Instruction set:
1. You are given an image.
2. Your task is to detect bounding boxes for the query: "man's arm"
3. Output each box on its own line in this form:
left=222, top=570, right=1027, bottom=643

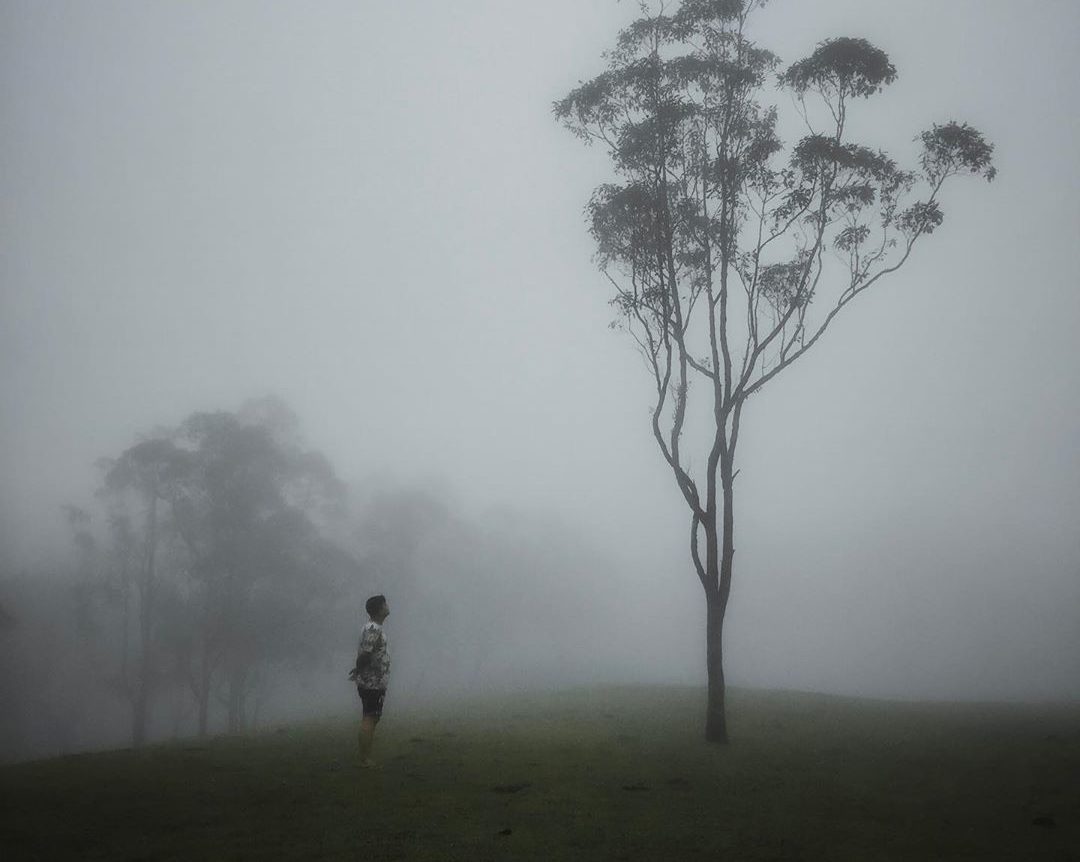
left=348, top=630, right=376, bottom=679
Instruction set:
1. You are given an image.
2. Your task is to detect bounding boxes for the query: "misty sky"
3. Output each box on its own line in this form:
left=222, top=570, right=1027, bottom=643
left=2, top=1, right=1078, bottom=701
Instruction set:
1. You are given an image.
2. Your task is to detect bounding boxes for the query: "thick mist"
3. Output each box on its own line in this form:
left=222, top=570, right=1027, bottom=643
left=2, top=0, right=1079, bottom=760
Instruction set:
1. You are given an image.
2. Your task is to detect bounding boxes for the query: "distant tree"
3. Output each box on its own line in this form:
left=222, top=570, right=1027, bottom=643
left=555, top=1, right=994, bottom=741
left=100, top=438, right=188, bottom=746
left=170, top=399, right=349, bottom=733
left=101, top=510, right=140, bottom=707
left=60, top=504, right=98, bottom=640
left=94, top=399, right=351, bottom=739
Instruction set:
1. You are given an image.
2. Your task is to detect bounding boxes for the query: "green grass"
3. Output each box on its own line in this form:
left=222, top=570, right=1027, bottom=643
left=2, top=687, right=1078, bottom=861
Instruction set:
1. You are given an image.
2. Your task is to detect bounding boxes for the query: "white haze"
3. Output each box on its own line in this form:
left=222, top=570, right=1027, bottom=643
left=2, top=0, right=1078, bottom=730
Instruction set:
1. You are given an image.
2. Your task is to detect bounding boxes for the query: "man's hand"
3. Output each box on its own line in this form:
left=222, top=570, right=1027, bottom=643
left=348, top=667, right=359, bottom=681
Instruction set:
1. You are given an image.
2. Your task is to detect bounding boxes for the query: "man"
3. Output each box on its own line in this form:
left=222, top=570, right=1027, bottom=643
left=349, top=594, right=391, bottom=768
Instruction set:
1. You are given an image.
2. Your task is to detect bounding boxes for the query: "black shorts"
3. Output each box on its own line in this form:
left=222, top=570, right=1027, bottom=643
left=357, top=687, right=386, bottom=719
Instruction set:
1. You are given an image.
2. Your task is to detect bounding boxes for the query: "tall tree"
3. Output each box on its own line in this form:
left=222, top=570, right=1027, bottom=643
left=170, top=400, right=348, bottom=733
left=100, top=438, right=188, bottom=746
left=555, top=0, right=994, bottom=742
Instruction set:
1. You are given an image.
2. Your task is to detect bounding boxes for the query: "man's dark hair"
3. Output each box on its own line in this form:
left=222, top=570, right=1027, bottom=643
left=365, top=594, right=387, bottom=617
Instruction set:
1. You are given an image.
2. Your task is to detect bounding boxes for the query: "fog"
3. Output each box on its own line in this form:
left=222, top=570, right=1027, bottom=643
left=2, top=0, right=1078, bottom=760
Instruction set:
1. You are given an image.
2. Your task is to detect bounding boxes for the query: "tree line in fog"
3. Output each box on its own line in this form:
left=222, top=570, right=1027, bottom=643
left=0, top=397, right=642, bottom=762
left=2, top=397, right=354, bottom=752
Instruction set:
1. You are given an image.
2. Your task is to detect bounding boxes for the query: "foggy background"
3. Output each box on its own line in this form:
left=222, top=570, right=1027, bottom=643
left=2, top=0, right=1078, bottom=759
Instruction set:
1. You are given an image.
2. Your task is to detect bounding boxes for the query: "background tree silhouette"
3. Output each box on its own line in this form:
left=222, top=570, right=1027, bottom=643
left=168, top=400, right=349, bottom=733
left=92, top=398, right=352, bottom=741
left=100, top=438, right=187, bottom=746
left=555, top=0, right=995, bottom=742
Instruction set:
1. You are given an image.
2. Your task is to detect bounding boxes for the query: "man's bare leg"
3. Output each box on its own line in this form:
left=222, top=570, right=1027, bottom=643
left=358, top=715, right=378, bottom=767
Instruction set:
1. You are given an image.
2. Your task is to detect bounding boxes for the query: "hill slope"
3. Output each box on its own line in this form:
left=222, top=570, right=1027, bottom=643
left=1, top=687, right=1078, bottom=861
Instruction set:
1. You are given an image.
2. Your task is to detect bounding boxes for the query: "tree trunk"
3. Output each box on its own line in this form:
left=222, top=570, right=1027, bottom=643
left=133, top=493, right=158, bottom=748
left=704, top=459, right=736, bottom=744
left=704, top=592, right=728, bottom=742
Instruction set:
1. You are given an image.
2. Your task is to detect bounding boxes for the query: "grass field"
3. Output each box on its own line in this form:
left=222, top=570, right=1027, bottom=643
left=1, top=686, right=1077, bottom=861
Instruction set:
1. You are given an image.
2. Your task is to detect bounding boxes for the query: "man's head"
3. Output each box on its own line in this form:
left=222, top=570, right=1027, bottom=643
left=365, top=594, right=389, bottom=622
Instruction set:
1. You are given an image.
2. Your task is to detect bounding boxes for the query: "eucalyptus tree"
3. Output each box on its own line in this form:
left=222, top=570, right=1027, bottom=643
left=555, top=0, right=994, bottom=742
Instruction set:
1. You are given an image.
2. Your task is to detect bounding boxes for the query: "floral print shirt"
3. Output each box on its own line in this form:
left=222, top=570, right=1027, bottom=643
left=355, top=621, right=391, bottom=690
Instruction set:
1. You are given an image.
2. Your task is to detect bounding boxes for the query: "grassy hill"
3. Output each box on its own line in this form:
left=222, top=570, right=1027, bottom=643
left=1, top=686, right=1077, bottom=861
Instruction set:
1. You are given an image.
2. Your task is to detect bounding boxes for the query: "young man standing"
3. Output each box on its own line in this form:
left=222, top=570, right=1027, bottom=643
left=349, top=594, right=391, bottom=768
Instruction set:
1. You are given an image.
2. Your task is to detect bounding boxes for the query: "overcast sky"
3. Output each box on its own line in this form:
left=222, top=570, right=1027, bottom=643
left=2, top=0, right=1078, bottom=701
